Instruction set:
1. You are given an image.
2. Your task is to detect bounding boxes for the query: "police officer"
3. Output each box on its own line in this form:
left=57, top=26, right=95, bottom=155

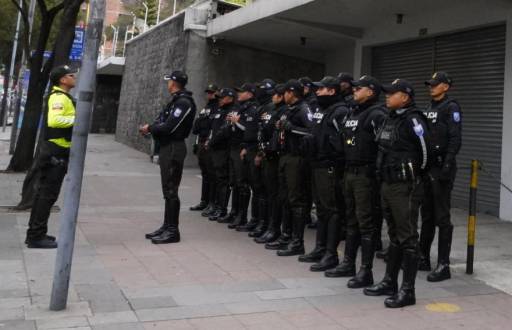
left=337, top=72, right=355, bottom=107
left=298, top=76, right=348, bottom=271
left=275, top=79, right=314, bottom=256
left=207, top=88, right=238, bottom=222
left=255, top=84, right=289, bottom=244
left=225, top=83, right=259, bottom=230
left=299, top=77, right=320, bottom=113
left=247, top=79, right=277, bottom=237
left=327, top=76, right=387, bottom=287
left=419, top=72, right=461, bottom=282
left=364, top=79, right=430, bottom=308
left=25, top=65, right=77, bottom=249
left=142, top=71, right=197, bottom=244
left=191, top=84, right=219, bottom=214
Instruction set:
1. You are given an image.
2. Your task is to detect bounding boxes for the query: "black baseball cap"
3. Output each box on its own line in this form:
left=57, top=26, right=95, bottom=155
left=235, top=83, right=257, bottom=94
left=164, top=70, right=188, bottom=86
left=298, top=77, right=314, bottom=88
left=313, top=76, right=339, bottom=89
left=270, top=83, right=286, bottom=95
left=205, top=83, right=218, bottom=93
left=383, top=78, right=415, bottom=98
left=258, top=78, right=276, bottom=91
left=425, top=71, right=453, bottom=86
left=284, top=79, right=304, bottom=93
left=337, top=72, right=354, bottom=84
left=218, top=88, right=236, bottom=98
left=50, top=65, right=78, bottom=85
left=352, top=75, right=382, bottom=94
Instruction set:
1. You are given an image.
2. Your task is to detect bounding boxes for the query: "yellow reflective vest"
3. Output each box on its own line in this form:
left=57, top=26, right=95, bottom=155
left=46, top=86, right=75, bottom=149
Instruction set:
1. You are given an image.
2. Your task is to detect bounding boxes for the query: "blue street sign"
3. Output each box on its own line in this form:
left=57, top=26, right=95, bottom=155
left=70, top=27, right=85, bottom=61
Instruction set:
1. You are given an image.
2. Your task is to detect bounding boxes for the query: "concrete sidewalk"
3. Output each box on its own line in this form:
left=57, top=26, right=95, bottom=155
left=1, top=132, right=512, bottom=330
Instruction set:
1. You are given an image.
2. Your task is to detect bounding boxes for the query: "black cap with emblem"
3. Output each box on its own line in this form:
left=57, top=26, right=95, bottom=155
left=163, top=70, right=188, bottom=86
left=204, top=84, right=219, bottom=93
left=270, top=83, right=286, bottom=95
left=235, top=83, right=257, bottom=94
left=298, top=77, right=314, bottom=88
left=313, top=76, right=340, bottom=89
left=50, top=65, right=78, bottom=85
left=218, top=88, right=237, bottom=98
left=425, top=71, right=452, bottom=86
left=383, top=78, right=415, bottom=98
left=337, top=72, right=354, bottom=85
left=352, top=75, right=382, bottom=95
left=258, top=78, right=276, bottom=91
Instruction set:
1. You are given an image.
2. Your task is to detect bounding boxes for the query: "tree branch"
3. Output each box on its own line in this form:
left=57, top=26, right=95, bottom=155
left=48, top=1, right=67, bottom=18
left=36, top=0, right=48, bottom=16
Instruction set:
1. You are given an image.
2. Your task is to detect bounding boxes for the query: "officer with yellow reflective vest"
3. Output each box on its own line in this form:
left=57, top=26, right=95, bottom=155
left=25, top=65, right=77, bottom=249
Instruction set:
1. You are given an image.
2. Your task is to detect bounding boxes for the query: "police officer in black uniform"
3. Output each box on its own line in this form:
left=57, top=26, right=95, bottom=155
left=225, top=83, right=259, bottom=230
left=327, top=76, right=387, bottom=287
left=207, top=88, right=238, bottom=221
left=337, top=72, right=355, bottom=107
left=298, top=76, right=348, bottom=271
left=247, top=79, right=277, bottom=237
left=142, top=71, right=197, bottom=244
left=255, top=84, right=289, bottom=244
left=364, top=79, right=431, bottom=308
left=191, top=84, right=219, bottom=214
left=419, top=72, right=462, bottom=282
left=275, top=79, right=314, bottom=256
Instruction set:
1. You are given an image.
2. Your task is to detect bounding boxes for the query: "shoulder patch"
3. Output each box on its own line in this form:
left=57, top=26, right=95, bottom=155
left=246, top=117, right=253, bottom=122
left=51, top=102, right=64, bottom=110
left=453, top=112, right=461, bottom=123
left=173, top=108, right=183, bottom=117
left=215, top=114, right=221, bottom=119
left=307, top=112, right=313, bottom=121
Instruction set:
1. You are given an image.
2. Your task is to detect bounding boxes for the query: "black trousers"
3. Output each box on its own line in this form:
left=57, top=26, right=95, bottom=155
left=278, top=154, right=308, bottom=210
left=211, top=148, right=230, bottom=210
left=26, top=142, right=69, bottom=241
left=159, top=141, right=186, bottom=227
left=421, top=166, right=456, bottom=229
left=197, top=142, right=215, bottom=203
left=381, top=180, right=423, bottom=250
left=344, top=169, right=378, bottom=238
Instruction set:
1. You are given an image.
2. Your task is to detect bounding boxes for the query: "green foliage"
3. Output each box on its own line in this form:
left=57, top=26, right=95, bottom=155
left=0, top=0, right=19, bottom=71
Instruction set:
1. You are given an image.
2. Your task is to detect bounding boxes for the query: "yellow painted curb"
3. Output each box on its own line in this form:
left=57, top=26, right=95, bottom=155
left=426, top=303, right=461, bottom=313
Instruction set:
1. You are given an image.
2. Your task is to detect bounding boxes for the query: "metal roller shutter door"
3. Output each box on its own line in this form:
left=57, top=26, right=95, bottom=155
left=371, top=24, right=506, bottom=215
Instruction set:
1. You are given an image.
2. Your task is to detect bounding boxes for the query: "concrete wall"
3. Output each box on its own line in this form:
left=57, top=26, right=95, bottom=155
left=116, top=13, right=189, bottom=154
left=207, top=39, right=325, bottom=87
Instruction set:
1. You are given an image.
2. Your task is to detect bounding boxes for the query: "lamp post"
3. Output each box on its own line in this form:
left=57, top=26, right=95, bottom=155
left=157, top=0, right=162, bottom=24
left=173, top=0, right=177, bottom=15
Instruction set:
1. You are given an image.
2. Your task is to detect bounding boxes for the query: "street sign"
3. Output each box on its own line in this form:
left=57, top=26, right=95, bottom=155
left=70, top=27, right=85, bottom=61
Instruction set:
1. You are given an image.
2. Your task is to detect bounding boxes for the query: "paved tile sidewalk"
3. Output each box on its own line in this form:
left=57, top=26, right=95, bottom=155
left=1, top=132, right=512, bottom=330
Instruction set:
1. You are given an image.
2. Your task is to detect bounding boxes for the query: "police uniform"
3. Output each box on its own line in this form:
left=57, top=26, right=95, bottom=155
left=252, top=85, right=287, bottom=244
left=328, top=76, right=387, bottom=287
left=298, top=76, right=348, bottom=272
left=190, top=84, right=219, bottom=215
left=419, top=72, right=462, bottom=282
left=364, top=79, right=431, bottom=309
left=227, top=84, right=260, bottom=230
left=275, top=79, right=314, bottom=257
left=25, top=65, right=77, bottom=249
left=208, top=88, right=238, bottom=221
left=246, top=79, right=277, bottom=237
left=145, top=71, right=197, bottom=244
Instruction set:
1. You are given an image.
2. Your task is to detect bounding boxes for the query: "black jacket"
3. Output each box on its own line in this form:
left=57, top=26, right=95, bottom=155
left=343, top=100, right=387, bottom=167
left=307, top=96, right=349, bottom=167
left=208, top=102, right=237, bottom=150
left=259, top=101, right=287, bottom=154
left=423, top=95, right=462, bottom=166
left=150, top=89, right=196, bottom=145
left=192, top=99, right=219, bottom=142
left=279, top=99, right=314, bottom=155
left=230, top=98, right=259, bottom=149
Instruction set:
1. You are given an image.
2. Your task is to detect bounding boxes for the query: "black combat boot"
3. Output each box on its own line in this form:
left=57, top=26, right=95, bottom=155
left=427, top=225, right=452, bottom=282
left=277, top=208, right=306, bottom=256
left=201, top=203, right=215, bottom=217
left=376, top=246, right=389, bottom=261
left=418, top=218, right=435, bottom=271
left=26, top=237, right=58, bottom=249
left=255, top=199, right=282, bottom=243
left=249, top=198, right=269, bottom=237
left=146, top=198, right=171, bottom=239
left=348, top=235, right=374, bottom=288
left=190, top=201, right=207, bottom=211
left=298, top=212, right=327, bottom=263
left=237, top=194, right=260, bottom=232
left=265, top=204, right=290, bottom=249
left=229, top=188, right=250, bottom=229
left=218, top=187, right=239, bottom=223
left=324, top=231, right=359, bottom=277
left=310, top=214, right=340, bottom=271
left=152, top=199, right=181, bottom=244
left=385, top=247, right=418, bottom=308
left=364, top=242, right=401, bottom=296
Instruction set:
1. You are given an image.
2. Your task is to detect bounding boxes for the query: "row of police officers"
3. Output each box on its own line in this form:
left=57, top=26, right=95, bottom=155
left=140, top=70, right=461, bottom=309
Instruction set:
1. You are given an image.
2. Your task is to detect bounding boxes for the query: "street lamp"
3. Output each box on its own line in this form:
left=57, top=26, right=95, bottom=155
left=157, top=0, right=162, bottom=24
left=142, top=2, right=148, bottom=32
left=110, top=25, right=118, bottom=56
left=173, top=0, right=177, bottom=16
